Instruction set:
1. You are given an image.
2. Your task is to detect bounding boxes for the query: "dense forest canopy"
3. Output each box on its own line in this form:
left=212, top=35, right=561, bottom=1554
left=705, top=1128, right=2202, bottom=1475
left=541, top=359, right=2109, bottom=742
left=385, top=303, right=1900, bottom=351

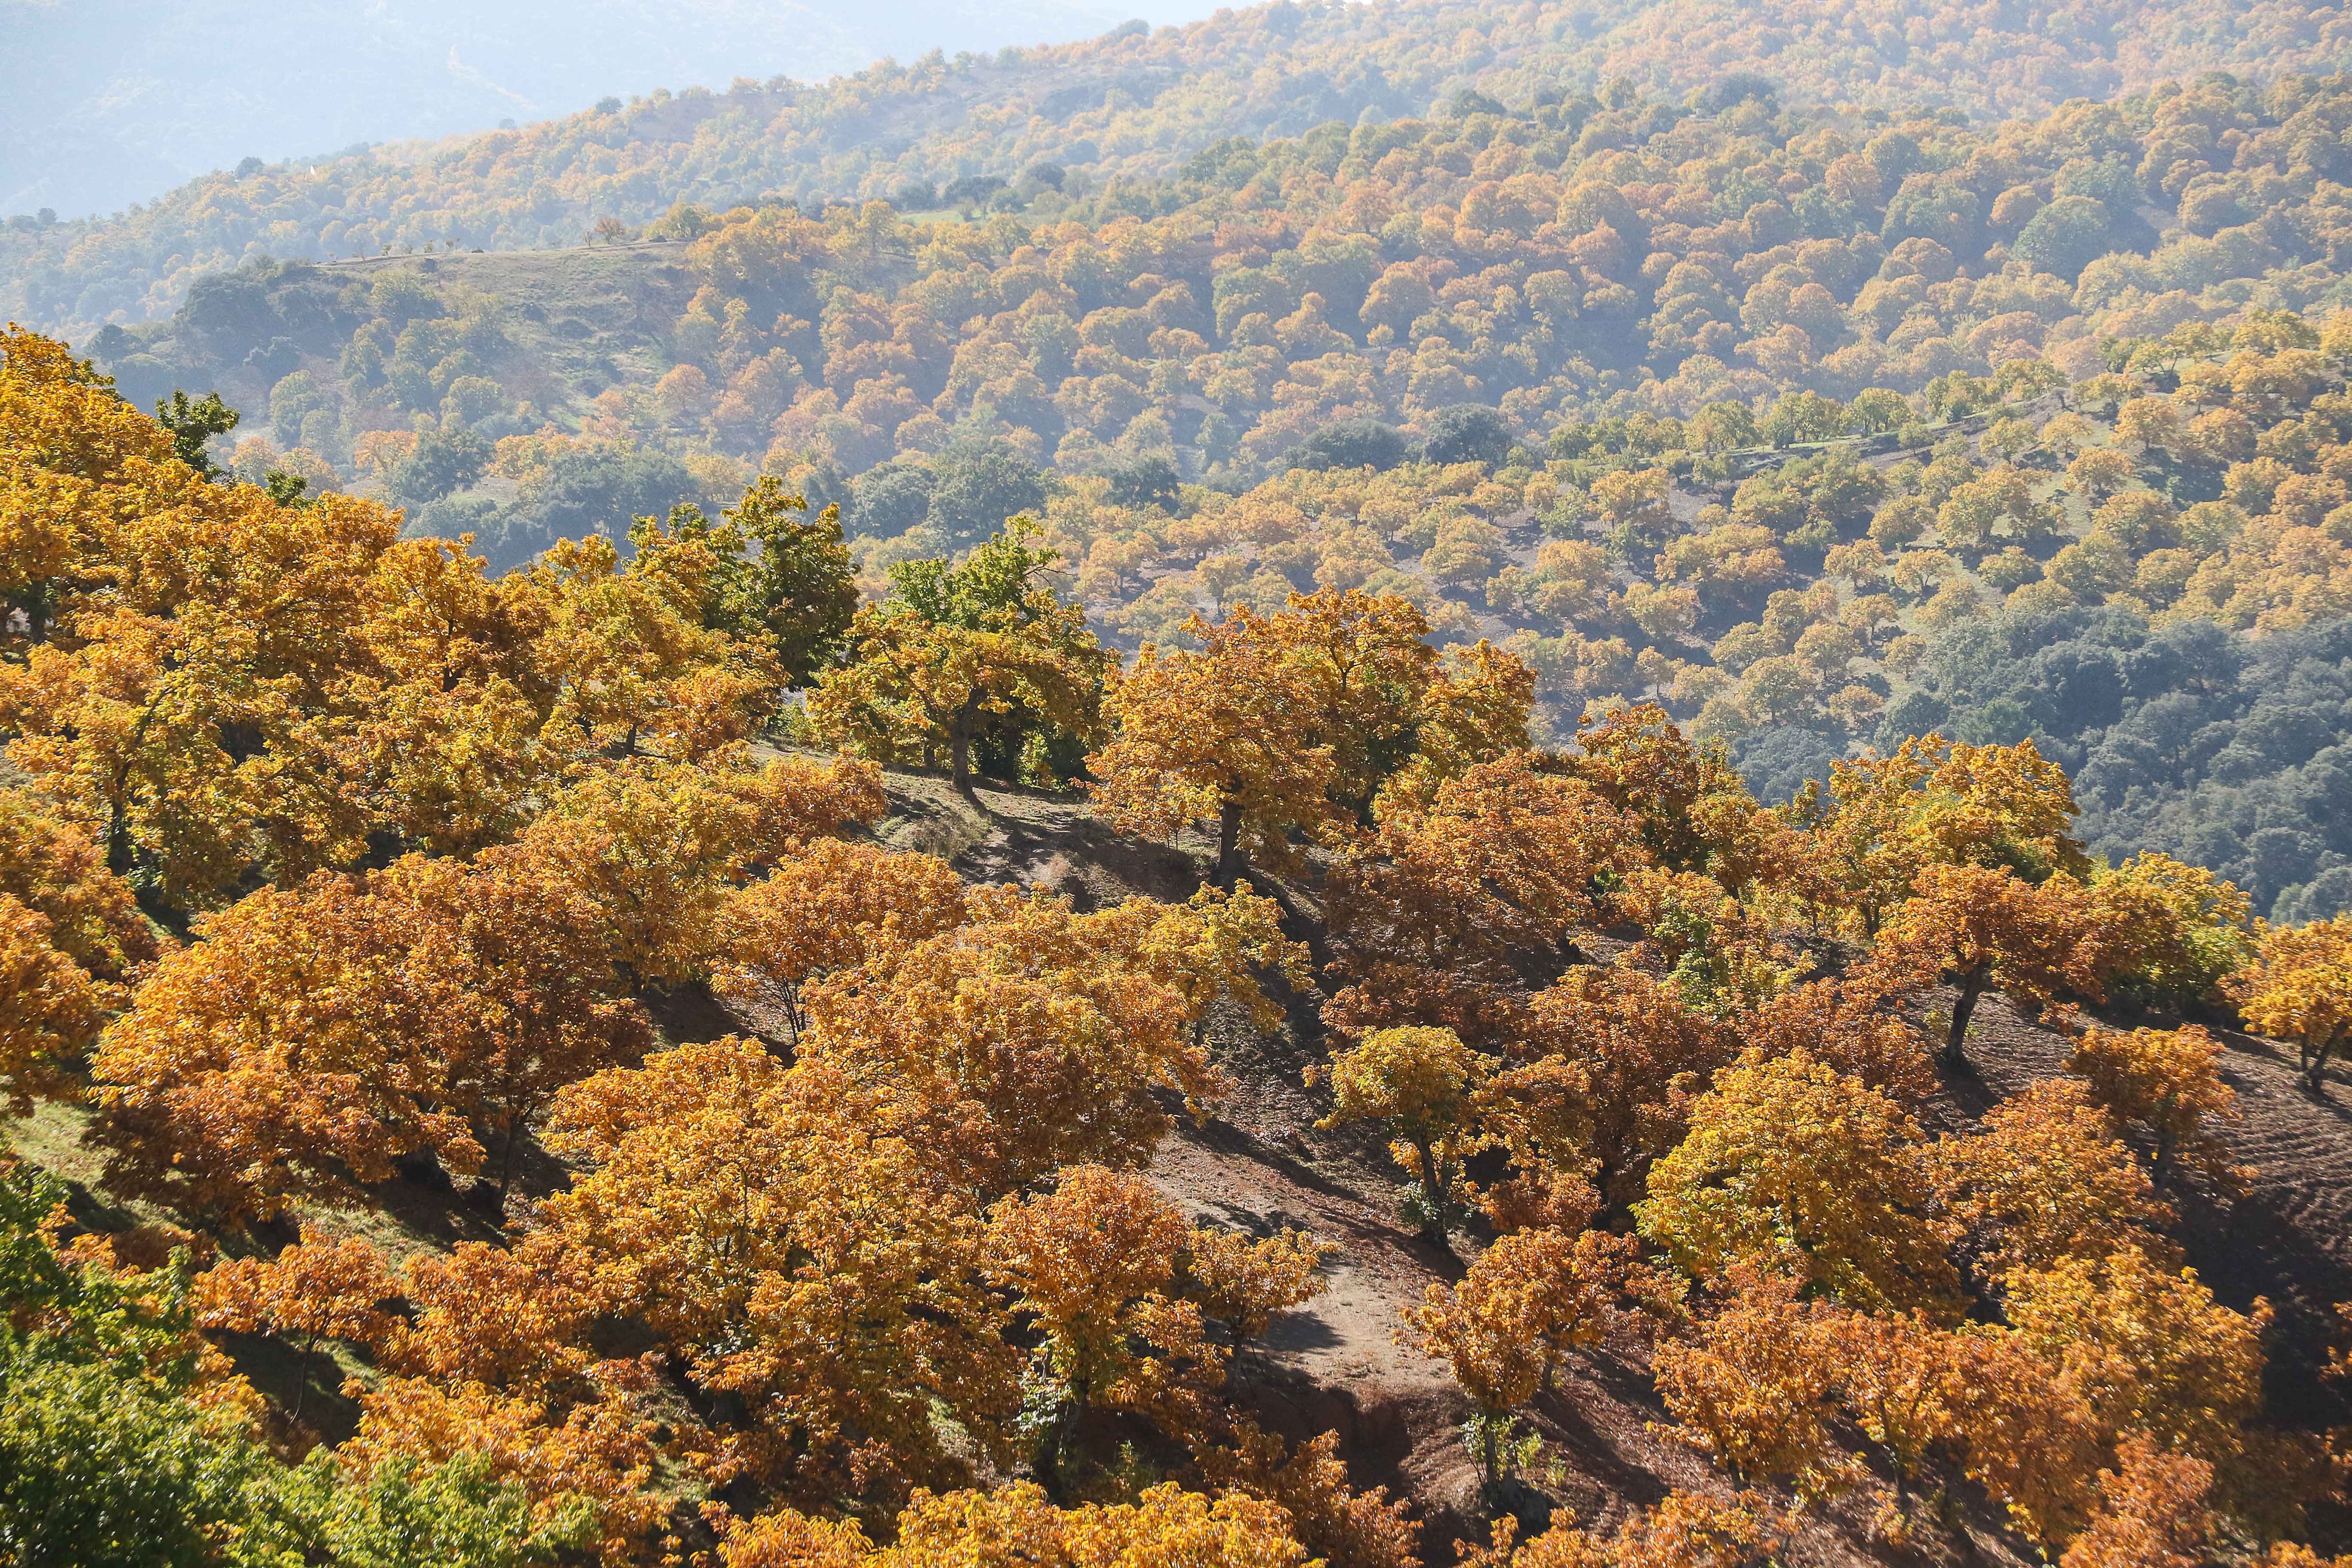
left=43, top=59, right=2352, bottom=916
left=9, top=0, right=2352, bottom=334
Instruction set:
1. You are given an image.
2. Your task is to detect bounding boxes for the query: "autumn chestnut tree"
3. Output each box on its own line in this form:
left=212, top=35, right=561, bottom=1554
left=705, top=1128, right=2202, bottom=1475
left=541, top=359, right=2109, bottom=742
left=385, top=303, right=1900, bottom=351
left=715, top=840, right=969, bottom=1042
left=985, top=1164, right=1327, bottom=1472
left=1252, top=587, right=1445, bottom=819
left=723, top=1481, right=1315, bottom=1568
left=1811, top=733, right=2093, bottom=938
left=1637, top=1049, right=1961, bottom=1315
left=1405, top=1226, right=1650, bottom=1485
left=90, top=848, right=655, bottom=1221
left=1869, top=861, right=2102, bottom=1070
left=1092, top=589, right=1526, bottom=889
left=522, top=513, right=784, bottom=764
left=1560, top=702, right=1769, bottom=883
left=2227, top=915, right=2352, bottom=1096
left=495, top=752, right=883, bottom=988
left=535, top=1040, right=1017, bottom=1513
left=797, top=891, right=1236, bottom=1194
left=1312, top=1025, right=1494, bottom=1242
left=0, top=786, right=158, bottom=1105
left=1324, top=751, right=1644, bottom=1044
left=1934, top=1079, right=2174, bottom=1276
left=810, top=522, right=1108, bottom=796
left=1519, top=964, right=1737, bottom=1199
left=1651, top=1267, right=1852, bottom=1497
left=2065, top=1026, right=2244, bottom=1193
left=89, top=872, right=489, bottom=1223
left=1088, top=606, right=1339, bottom=889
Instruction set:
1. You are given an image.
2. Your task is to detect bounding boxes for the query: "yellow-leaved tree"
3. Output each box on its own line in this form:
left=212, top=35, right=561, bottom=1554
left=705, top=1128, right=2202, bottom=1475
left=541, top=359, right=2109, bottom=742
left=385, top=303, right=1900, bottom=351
left=2228, top=916, right=2352, bottom=1095
left=1312, top=1024, right=1494, bottom=1243
left=1636, top=1049, right=1960, bottom=1315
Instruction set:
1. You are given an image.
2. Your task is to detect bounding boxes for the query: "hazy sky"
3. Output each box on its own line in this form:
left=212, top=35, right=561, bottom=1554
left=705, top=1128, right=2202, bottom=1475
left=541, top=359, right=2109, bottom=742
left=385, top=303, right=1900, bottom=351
left=1, top=0, right=1218, bottom=221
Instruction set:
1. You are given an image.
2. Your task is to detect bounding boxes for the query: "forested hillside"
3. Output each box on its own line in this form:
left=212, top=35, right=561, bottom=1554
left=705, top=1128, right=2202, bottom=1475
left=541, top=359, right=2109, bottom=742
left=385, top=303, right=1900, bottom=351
left=59, top=96, right=2352, bottom=915
left=1, top=0, right=1188, bottom=224
left=8, top=325, right=2352, bottom=1568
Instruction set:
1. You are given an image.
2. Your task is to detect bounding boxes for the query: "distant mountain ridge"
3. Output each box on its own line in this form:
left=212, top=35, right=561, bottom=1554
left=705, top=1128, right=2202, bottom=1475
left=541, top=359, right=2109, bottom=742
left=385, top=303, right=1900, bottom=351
left=0, top=0, right=1199, bottom=223
left=8, top=0, right=2347, bottom=340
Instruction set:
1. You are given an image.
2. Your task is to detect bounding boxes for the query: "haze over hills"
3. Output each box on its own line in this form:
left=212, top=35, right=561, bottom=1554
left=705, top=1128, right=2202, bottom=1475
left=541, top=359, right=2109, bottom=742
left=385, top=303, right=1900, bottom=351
left=0, top=0, right=1212, bottom=222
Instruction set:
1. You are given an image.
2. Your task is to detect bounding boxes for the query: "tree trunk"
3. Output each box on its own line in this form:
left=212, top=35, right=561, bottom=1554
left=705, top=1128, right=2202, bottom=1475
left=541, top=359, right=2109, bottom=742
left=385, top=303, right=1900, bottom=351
left=2304, top=1034, right=2337, bottom=1097
left=950, top=715, right=975, bottom=798
left=1215, top=795, right=1244, bottom=889
left=1945, top=968, right=1988, bottom=1072
left=494, top=1117, right=525, bottom=1206
left=1416, top=1139, right=1448, bottom=1245
left=104, top=796, right=132, bottom=878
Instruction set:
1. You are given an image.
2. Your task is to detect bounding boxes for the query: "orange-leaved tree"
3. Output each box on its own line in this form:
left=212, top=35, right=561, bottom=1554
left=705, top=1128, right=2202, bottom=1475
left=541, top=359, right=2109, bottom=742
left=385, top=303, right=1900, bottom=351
left=1324, top=751, right=1644, bottom=1043
left=0, top=782, right=156, bottom=1105
left=715, top=839, right=969, bottom=1043
left=1370, top=638, right=1538, bottom=818
left=1933, top=1079, right=2174, bottom=1276
left=1651, top=1267, right=1854, bottom=1497
left=985, top=1163, right=1327, bottom=1472
left=89, top=871, right=489, bottom=1223
left=200, top=1227, right=664, bottom=1558
left=2058, top=1436, right=2216, bottom=1568
left=723, top=1480, right=1314, bottom=1568
left=1869, top=860, right=2102, bottom=1070
left=1405, top=1225, right=1651, bottom=1486
left=494, top=752, right=883, bottom=988
left=91, top=845, right=655, bottom=1219
left=1561, top=702, right=1773, bottom=887
left=1520, top=963, right=1736, bottom=1200
left=520, top=512, right=784, bottom=763
left=797, top=891, right=1240, bottom=1194
left=2065, top=1026, right=2245, bottom=1193
left=1811, top=733, right=2091, bottom=937
left=535, top=1040, right=1017, bottom=1514
left=1092, top=588, right=1528, bottom=888
left=2086, top=853, right=2254, bottom=1011
left=1998, top=1245, right=2271, bottom=1508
